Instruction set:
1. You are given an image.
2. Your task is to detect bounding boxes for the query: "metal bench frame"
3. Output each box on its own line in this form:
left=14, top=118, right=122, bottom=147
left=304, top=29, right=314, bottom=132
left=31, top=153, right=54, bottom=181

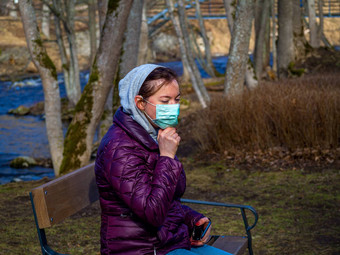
left=30, top=163, right=258, bottom=255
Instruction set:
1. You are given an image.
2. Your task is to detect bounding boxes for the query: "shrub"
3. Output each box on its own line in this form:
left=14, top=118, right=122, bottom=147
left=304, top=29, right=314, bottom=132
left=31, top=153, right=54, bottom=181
left=192, top=74, right=340, bottom=154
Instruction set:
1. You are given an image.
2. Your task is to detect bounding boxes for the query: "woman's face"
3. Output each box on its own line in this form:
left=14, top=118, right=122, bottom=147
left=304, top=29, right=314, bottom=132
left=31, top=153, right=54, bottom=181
left=136, top=79, right=180, bottom=121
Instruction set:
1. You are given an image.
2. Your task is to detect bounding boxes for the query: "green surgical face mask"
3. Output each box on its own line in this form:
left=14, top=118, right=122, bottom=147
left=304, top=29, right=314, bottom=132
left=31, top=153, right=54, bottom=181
left=142, top=98, right=180, bottom=129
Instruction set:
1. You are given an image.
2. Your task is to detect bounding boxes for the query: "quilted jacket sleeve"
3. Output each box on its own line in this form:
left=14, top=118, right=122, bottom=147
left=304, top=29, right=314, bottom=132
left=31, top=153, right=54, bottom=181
left=106, top=145, right=183, bottom=227
left=181, top=205, right=204, bottom=234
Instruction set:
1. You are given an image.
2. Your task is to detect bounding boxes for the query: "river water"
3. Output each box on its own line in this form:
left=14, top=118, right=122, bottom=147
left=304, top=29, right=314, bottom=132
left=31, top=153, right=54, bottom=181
left=0, top=57, right=228, bottom=185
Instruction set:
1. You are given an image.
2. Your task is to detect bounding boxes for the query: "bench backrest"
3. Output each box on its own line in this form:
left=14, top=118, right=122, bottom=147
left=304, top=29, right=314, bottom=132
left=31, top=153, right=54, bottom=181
left=30, top=163, right=98, bottom=229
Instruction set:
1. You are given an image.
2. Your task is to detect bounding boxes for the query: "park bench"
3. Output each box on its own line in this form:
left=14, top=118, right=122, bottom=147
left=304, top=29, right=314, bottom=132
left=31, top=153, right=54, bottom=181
left=30, top=163, right=258, bottom=255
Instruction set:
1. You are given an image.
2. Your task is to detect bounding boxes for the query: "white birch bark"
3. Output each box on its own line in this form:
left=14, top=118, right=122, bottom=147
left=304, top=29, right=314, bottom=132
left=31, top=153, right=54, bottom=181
left=19, top=0, right=64, bottom=176
left=224, top=0, right=255, bottom=96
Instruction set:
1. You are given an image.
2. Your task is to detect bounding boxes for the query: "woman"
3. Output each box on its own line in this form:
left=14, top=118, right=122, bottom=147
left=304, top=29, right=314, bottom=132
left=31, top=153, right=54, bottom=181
left=95, top=64, right=231, bottom=255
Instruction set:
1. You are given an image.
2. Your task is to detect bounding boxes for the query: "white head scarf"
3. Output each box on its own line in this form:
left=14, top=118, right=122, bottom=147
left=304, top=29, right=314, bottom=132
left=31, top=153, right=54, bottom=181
left=119, top=64, right=164, bottom=141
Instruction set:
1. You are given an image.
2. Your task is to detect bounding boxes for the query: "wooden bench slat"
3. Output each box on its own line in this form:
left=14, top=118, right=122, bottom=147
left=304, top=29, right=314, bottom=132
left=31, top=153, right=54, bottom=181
left=31, top=163, right=98, bottom=228
left=211, top=236, right=248, bottom=255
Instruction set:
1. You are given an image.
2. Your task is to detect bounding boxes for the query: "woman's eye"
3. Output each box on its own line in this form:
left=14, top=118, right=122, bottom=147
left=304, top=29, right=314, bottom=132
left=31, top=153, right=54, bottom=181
left=161, top=101, right=169, bottom=104
left=175, top=98, right=181, bottom=103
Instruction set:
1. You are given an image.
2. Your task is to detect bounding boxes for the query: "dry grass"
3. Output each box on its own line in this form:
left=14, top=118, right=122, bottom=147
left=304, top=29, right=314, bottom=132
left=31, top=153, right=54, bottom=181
left=191, top=74, right=340, bottom=154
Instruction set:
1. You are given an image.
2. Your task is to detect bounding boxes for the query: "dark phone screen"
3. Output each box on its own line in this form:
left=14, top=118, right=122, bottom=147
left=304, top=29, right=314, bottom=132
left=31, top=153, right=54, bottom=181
left=192, top=221, right=211, bottom=240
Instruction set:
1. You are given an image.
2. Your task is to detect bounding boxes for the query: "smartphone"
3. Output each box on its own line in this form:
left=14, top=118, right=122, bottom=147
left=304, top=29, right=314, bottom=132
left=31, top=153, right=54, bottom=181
left=192, top=220, right=211, bottom=240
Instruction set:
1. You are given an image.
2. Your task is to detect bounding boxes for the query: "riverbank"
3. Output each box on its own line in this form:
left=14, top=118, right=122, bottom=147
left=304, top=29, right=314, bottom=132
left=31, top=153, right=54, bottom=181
left=1, top=15, right=340, bottom=81
left=0, top=159, right=339, bottom=254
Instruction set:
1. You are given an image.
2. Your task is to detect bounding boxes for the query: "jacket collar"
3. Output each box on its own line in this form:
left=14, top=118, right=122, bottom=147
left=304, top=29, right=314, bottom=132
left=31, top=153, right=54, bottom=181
left=113, top=107, right=159, bottom=151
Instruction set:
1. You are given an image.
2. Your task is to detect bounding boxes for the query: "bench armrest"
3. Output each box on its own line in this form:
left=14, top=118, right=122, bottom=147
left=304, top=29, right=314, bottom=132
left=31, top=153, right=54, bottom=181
left=180, top=198, right=258, bottom=255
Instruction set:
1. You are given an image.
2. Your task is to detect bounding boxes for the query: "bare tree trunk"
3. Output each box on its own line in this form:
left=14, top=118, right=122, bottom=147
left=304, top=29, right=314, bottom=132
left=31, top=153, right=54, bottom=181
left=293, top=0, right=308, bottom=61
left=224, top=0, right=254, bottom=96
left=52, top=0, right=71, bottom=102
left=194, top=0, right=215, bottom=77
left=181, top=65, right=190, bottom=83
left=307, top=0, right=319, bottom=48
left=88, top=0, right=97, bottom=65
left=43, top=0, right=81, bottom=106
left=254, top=0, right=270, bottom=80
left=19, top=0, right=64, bottom=176
left=271, top=0, right=277, bottom=73
left=166, top=0, right=210, bottom=108
left=120, top=0, right=144, bottom=77
left=138, top=0, right=149, bottom=65
left=224, top=0, right=258, bottom=89
left=60, top=0, right=134, bottom=174
left=277, top=0, right=294, bottom=78
left=317, top=0, right=330, bottom=47
left=42, top=3, right=50, bottom=38
left=97, top=0, right=108, bottom=34
left=223, top=0, right=234, bottom=33
left=64, top=0, right=81, bottom=106
left=1, top=0, right=11, bottom=16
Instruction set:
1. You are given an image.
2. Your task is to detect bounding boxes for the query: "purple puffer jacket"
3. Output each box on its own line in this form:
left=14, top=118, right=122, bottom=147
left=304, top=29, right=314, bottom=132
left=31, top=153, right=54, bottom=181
left=95, top=107, right=204, bottom=255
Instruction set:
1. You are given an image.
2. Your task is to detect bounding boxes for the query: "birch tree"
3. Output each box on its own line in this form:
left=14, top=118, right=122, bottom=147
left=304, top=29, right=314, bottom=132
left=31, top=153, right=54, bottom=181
left=60, top=0, right=134, bottom=174
left=223, top=0, right=257, bottom=89
left=277, top=0, right=294, bottom=78
left=19, top=0, right=64, bottom=175
left=166, top=0, right=210, bottom=108
left=224, top=0, right=254, bottom=96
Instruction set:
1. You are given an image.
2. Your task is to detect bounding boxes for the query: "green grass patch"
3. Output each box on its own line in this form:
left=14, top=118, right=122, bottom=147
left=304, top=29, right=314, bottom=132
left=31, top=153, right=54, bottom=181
left=0, top=161, right=339, bottom=254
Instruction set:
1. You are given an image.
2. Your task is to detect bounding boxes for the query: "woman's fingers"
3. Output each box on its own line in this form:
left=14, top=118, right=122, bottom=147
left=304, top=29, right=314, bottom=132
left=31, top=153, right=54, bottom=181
left=158, top=127, right=180, bottom=158
left=195, top=217, right=209, bottom=226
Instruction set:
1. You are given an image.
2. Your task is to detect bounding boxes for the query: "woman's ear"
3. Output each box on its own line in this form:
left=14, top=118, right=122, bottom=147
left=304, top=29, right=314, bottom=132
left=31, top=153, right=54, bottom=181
left=135, top=95, right=146, bottom=111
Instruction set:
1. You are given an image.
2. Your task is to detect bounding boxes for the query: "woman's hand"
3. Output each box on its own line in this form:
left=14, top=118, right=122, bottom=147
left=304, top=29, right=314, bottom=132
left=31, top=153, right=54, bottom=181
left=190, top=217, right=212, bottom=247
left=158, top=127, right=181, bottom=159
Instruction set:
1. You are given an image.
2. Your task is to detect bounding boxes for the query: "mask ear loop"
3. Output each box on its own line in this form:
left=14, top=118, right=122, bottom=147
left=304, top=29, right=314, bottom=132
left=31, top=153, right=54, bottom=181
left=138, top=96, right=159, bottom=126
